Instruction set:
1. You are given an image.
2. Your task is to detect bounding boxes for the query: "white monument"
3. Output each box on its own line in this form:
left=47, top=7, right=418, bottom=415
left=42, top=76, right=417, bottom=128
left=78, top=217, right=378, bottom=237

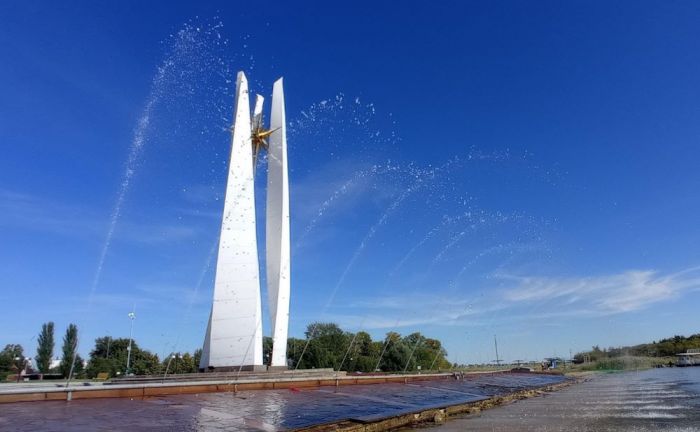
left=200, top=72, right=290, bottom=371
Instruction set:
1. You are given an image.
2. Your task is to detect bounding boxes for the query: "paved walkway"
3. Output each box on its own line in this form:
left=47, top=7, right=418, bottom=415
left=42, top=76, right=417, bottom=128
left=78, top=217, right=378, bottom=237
left=0, top=373, right=565, bottom=431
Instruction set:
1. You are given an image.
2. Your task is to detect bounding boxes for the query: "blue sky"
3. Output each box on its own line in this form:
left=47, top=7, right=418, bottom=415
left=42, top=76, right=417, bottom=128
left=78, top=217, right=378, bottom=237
left=2, top=1, right=700, bottom=364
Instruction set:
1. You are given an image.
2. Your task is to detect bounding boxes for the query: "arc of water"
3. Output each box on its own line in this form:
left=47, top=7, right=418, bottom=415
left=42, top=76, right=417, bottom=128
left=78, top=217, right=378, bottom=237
left=374, top=337, right=390, bottom=372
left=163, top=353, right=176, bottom=381
left=429, top=347, right=443, bottom=370
left=162, top=238, right=218, bottom=380
left=336, top=318, right=367, bottom=372
left=403, top=337, right=423, bottom=373
left=236, top=313, right=263, bottom=379
left=294, top=186, right=414, bottom=370
left=295, top=158, right=465, bottom=371
left=294, top=169, right=372, bottom=251
left=66, top=31, right=196, bottom=386
left=336, top=332, right=359, bottom=373
left=294, top=325, right=317, bottom=371
left=65, top=337, right=80, bottom=388
left=387, top=223, right=443, bottom=280
left=67, top=77, right=160, bottom=391
left=224, top=307, right=266, bottom=397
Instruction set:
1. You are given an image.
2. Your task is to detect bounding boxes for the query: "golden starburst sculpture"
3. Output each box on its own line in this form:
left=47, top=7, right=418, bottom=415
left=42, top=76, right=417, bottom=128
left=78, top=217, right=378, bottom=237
left=251, top=125, right=279, bottom=169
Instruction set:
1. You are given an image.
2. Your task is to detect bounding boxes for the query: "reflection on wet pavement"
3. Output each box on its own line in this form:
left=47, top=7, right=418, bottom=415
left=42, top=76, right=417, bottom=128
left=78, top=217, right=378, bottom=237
left=0, top=373, right=565, bottom=431
left=434, top=368, right=700, bottom=431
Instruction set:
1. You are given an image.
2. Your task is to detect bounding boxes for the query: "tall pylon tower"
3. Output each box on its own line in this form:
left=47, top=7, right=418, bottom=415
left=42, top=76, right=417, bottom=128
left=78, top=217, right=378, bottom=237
left=200, top=72, right=290, bottom=371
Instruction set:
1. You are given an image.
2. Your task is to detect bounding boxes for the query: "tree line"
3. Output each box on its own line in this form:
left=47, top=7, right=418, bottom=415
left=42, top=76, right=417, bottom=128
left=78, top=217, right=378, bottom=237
left=282, top=322, right=451, bottom=372
left=2, top=321, right=451, bottom=379
left=0, top=322, right=201, bottom=379
left=0, top=322, right=82, bottom=378
left=574, top=333, right=700, bottom=363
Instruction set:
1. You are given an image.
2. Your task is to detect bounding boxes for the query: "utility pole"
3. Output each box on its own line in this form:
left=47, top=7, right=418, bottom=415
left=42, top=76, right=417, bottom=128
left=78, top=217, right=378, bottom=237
left=494, top=335, right=501, bottom=367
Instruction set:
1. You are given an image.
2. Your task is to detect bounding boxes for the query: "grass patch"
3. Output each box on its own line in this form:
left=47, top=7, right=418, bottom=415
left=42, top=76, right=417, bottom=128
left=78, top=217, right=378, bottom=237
left=571, top=356, right=673, bottom=372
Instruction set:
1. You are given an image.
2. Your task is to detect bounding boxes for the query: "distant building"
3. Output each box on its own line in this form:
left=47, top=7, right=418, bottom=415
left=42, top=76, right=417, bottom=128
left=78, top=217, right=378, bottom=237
left=542, top=357, right=564, bottom=369
left=676, top=349, right=700, bottom=367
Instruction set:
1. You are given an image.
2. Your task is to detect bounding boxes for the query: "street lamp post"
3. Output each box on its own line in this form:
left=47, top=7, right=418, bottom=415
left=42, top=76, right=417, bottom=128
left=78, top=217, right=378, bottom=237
left=125, top=311, right=136, bottom=375
left=14, top=357, right=21, bottom=382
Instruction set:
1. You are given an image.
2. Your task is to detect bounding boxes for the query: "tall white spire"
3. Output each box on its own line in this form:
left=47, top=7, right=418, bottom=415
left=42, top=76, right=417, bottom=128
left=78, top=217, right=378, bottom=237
left=267, top=78, right=291, bottom=368
left=200, top=72, right=263, bottom=370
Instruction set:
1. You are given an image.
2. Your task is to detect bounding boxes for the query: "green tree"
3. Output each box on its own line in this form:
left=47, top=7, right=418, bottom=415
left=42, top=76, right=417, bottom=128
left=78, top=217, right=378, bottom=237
left=132, top=349, right=161, bottom=375
left=573, top=333, right=700, bottom=364
left=285, top=323, right=349, bottom=369
left=85, top=337, right=161, bottom=378
left=378, top=332, right=412, bottom=372
left=0, top=344, right=25, bottom=377
left=286, top=337, right=306, bottom=368
left=86, top=337, right=123, bottom=378
left=284, top=326, right=451, bottom=372
left=401, top=332, right=425, bottom=372
left=180, top=352, right=195, bottom=373
left=59, top=324, right=83, bottom=378
left=416, top=337, right=449, bottom=370
left=305, top=322, right=344, bottom=339
left=343, top=331, right=377, bottom=372
left=193, top=348, right=202, bottom=370
left=303, top=322, right=350, bottom=369
left=36, top=322, right=55, bottom=373
left=263, top=336, right=273, bottom=366
left=162, top=351, right=198, bottom=375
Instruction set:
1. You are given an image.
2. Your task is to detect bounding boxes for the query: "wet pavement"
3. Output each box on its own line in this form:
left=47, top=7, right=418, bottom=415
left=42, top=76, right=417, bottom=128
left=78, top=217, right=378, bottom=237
left=434, top=367, right=700, bottom=431
left=0, top=372, right=565, bottom=431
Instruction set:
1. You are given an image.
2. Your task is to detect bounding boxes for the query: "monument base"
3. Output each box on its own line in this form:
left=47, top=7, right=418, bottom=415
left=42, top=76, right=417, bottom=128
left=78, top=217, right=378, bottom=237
left=267, top=365, right=288, bottom=372
left=200, top=365, right=268, bottom=373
